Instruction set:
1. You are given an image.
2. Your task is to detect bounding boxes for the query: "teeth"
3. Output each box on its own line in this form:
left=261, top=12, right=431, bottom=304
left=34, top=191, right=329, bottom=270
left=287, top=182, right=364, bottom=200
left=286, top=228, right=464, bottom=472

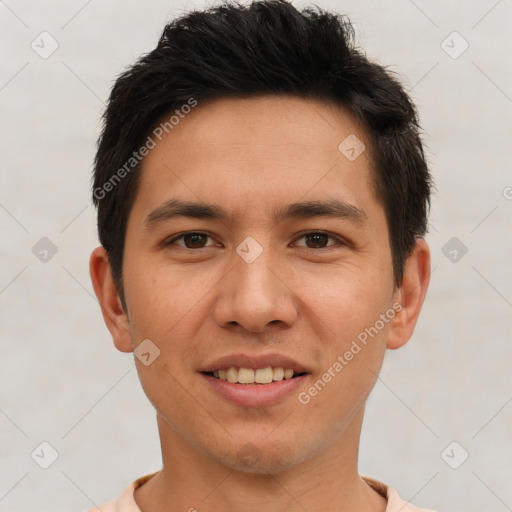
left=212, top=366, right=301, bottom=384
left=255, top=367, right=273, bottom=384
left=238, top=368, right=255, bottom=384
left=272, top=367, right=284, bottom=381
left=226, top=367, right=238, bottom=383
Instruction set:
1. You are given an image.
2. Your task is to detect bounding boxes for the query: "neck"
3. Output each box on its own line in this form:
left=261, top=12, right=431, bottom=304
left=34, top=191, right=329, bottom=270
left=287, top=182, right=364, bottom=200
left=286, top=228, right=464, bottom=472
left=134, top=407, right=386, bottom=512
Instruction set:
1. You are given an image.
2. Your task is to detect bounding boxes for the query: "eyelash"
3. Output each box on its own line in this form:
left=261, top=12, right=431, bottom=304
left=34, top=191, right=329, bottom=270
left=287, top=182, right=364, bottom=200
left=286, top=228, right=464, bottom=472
left=164, top=231, right=347, bottom=250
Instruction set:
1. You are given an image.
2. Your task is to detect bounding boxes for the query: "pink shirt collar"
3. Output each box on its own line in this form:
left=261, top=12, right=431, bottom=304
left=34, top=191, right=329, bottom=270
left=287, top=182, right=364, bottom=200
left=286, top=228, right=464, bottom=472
left=89, top=473, right=435, bottom=512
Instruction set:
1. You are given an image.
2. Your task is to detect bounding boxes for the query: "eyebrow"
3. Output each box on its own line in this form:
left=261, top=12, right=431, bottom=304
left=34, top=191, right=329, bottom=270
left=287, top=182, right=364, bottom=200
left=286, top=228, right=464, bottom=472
left=144, top=198, right=368, bottom=229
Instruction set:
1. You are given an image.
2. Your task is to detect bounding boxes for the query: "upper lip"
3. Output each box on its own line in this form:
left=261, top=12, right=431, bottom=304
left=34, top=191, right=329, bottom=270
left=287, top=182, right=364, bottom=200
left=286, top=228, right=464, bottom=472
left=200, top=353, right=310, bottom=373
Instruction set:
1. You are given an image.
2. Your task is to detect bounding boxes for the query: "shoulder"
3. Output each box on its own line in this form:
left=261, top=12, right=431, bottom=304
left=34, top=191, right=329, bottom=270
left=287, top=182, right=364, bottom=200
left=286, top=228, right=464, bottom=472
left=84, top=498, right=117, bottom=512
left=362, top=476, right=436, bottom=512
left=83, top=473, right=158, bottom=512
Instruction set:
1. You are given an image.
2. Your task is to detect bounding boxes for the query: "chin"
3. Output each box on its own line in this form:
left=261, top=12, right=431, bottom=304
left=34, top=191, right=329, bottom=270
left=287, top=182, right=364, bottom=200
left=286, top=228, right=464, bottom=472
left=214, top=439, right=311, bottom=475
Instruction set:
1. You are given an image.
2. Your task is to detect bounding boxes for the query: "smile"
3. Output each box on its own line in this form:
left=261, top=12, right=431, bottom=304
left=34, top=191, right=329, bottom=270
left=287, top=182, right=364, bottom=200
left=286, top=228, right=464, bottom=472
left=203, top=366, right=307, bottom=384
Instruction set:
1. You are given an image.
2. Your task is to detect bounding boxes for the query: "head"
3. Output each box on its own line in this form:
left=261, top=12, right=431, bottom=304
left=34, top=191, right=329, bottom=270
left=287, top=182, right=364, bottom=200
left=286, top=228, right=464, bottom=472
left=90, top=0, right=431, bottom=474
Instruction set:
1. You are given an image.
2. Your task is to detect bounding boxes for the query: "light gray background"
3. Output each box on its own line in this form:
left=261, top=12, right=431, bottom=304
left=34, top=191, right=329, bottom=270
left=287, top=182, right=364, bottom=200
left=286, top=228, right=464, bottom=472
left=1, top=1, right=511, bottom=511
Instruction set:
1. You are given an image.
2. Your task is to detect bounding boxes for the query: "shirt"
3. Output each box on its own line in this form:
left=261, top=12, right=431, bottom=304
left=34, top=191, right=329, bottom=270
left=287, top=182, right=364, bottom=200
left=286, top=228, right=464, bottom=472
left=86, top=473, right=435, bottom=512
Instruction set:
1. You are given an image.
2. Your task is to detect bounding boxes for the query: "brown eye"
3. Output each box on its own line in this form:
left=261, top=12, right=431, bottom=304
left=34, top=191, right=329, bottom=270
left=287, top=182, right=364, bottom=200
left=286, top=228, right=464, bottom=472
left=304, top=233, right=330, bottom=248
left=183, top=233, right=208, bottom=248
left=166, top=232, right=215, bottom=248
left=295, top=232, right=341, bottom=249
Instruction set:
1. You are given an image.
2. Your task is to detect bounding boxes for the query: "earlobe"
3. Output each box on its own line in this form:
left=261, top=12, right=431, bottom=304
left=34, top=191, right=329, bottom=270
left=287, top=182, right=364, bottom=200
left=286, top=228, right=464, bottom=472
left=386, top=239, right=431, bottom=350
left=89, top=246, right=133, bottom=353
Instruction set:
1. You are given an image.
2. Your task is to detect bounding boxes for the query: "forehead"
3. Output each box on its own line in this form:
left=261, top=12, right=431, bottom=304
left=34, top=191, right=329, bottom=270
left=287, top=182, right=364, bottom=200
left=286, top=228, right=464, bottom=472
left=157, top=95, right=371, bottom=165
left=130, top=95, right=379, bottom=227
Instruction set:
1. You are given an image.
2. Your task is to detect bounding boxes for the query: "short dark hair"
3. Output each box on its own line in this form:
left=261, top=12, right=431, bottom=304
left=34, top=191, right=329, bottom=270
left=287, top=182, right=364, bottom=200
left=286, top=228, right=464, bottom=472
left=92, top=0, right=432, bottom=304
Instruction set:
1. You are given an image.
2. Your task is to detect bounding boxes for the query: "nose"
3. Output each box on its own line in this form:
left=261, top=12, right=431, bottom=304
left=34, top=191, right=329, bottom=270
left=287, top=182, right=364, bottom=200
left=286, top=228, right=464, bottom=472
left=212, top=243, right=298, bottom=333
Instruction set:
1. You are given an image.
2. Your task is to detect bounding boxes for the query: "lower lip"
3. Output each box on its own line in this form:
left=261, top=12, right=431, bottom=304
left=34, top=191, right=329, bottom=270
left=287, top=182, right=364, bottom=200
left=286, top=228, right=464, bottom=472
left=201, top=373, right=308, bottom=407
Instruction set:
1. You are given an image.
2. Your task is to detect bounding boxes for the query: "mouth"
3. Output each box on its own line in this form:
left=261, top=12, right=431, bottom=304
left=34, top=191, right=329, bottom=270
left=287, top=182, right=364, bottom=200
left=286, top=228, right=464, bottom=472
left=200, top=353, right=311, bottom=407
left=202, top=367, right=309, bottom=385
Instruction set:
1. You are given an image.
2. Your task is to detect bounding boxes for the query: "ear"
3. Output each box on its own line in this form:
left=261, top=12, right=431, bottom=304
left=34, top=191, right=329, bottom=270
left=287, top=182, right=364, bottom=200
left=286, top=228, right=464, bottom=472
left=386, top=239, right=431, bottom=350
left=89, top=246, right=133, bottom=353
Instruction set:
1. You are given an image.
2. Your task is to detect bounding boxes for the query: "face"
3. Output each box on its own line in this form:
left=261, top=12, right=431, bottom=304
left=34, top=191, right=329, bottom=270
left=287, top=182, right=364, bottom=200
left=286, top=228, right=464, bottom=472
left=96, top=95, right=424, bottom=474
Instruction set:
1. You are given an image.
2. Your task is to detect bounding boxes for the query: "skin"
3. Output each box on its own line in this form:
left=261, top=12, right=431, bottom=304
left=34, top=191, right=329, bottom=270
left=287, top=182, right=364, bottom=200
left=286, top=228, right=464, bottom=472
left=90, top=95, right=430, bottom=512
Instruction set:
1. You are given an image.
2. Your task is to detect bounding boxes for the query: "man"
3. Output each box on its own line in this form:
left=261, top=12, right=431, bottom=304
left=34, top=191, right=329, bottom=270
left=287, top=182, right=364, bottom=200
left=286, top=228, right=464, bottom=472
left=89, top=1, right=433, bottom=510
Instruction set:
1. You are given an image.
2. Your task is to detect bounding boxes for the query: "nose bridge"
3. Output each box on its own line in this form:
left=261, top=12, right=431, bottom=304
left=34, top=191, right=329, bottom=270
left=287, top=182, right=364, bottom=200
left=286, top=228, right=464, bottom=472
left=213, top=237, right=297, bottom=332
left=237, top=247, right=278, bottom=303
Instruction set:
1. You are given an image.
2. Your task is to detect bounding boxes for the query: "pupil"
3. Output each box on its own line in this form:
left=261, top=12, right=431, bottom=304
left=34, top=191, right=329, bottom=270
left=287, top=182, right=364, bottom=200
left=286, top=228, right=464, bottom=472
left=307, top=233, right=327, bottom=248
left=186, top=234, right=205, bottom=247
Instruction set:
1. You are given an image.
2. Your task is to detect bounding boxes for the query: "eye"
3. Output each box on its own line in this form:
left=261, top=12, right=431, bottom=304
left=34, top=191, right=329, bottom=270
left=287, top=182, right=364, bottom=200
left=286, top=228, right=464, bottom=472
left=294, top=231, right=344, bottom=249
left=165, top=232, right=217, bottom=249
left=164, top=231, right=346, bottom=250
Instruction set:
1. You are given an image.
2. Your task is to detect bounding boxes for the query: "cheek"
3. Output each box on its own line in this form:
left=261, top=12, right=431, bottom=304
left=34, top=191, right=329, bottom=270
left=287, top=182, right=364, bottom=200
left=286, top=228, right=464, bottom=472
left=296, top=264, right=392, bottom=398
left=122, top=259, right=221, bottom=383
left=303, top=326, right=387, bottom=420
left=123, top=257, right=202, bottom=338
left=298, top=262, right=393, bottom=335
